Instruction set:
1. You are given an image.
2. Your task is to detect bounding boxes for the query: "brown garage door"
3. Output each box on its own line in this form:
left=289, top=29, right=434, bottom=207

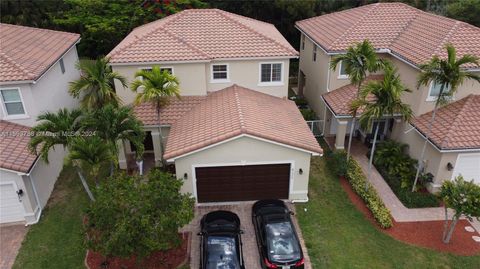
left=195, top=164, right=290, bottom=203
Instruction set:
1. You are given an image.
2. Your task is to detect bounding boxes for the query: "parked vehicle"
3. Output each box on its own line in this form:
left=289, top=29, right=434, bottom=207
left=199, top=210, right=245, bottom=269
left=252, top=200, right=304, bottom=269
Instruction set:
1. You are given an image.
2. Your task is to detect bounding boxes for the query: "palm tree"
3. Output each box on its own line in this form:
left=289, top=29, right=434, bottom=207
left=69, top=57, right=127, bottom=110
left=67, top=136, right=114, bottom=201
left=351, top=65, right=413, bottom=190
left=330, top=40, right=385, bottom=161
left=131, top=66, right=180, bottom=165
left=412, top=44, right=480, bottom=191
left=83, top=104, right=145, bottom=174
left=29, top=108, right=83, bottom=163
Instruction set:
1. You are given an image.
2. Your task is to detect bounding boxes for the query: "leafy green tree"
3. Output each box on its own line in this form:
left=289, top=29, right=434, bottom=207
left=351, top=64, right=413, bottom=190
left=446, top=0, right=480, bottom=27
left=131, top=66, right=180, bottom=164
left=330, top=40, right=385, bottom=161
left=0, top=0, right=67, bottom=28
left=440, top=176, right=480, bottom=243
left=83, top=104, right=145, bottom=174
left=69, top=58, right=127, bottom=110
left=84, top=169, right=195, bottom=260
left=412, top=45, right=480, bottom=191
left=29, top=108, right=83, bottom=163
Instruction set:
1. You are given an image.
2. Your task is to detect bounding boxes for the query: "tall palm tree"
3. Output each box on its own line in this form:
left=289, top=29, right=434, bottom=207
left=29, top=108, right=83, bottom=163
left=69, top=57, right=127, bottom=110
left=330, top=40, right=385, bottom=160
left=131, top=66, right=180, bottom=164
left=351, top=65, right=413, bottom=190
left=67, top=136, right=114, bottom=201
left=412, top=45, right=480, bottom=192
left=83, top=104, right=145, bottom=174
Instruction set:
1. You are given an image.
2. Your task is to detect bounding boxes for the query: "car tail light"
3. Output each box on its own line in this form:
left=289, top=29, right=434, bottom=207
left=264, top=258, right=278, bottom=268
left=295, top=258, right=305, bottom=266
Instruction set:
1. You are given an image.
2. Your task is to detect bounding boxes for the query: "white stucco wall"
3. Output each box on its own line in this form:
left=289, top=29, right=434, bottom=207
left=0, top=169, right=37, bottom=224
left=0, top=47, right=80, bottom=126
left=173, top=136, right=312, bottom=202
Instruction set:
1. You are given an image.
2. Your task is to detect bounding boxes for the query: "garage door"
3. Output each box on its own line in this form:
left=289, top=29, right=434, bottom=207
left=195, top=164, right=290, bottom=202
left=453, top=154, right=480, bottom=184
left=0, top=183, right=25, bottom=223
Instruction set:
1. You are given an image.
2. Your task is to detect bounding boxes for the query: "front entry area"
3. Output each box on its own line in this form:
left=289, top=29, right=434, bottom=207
left=195, top=164, right=291, bottom=203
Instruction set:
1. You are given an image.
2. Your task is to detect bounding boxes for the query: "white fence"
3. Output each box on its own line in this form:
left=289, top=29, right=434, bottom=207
left=306, top=120, right=324, bottom=137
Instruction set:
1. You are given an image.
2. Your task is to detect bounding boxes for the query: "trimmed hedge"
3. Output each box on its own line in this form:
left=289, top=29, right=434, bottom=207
left=346, top=160, right=393, bottom=229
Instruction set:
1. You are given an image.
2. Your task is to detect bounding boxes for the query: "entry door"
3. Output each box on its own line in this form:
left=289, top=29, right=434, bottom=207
left=0, top=182, right=25, bottom=223
left=195, top=164, right=291, bottom=203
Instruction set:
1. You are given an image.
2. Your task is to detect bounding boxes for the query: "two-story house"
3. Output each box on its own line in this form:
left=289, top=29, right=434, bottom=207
left=295, top=3, right=480, bottom=191
left=108, top=9, right=322, bottom=203
left=0, top=24, right=80, bottom=224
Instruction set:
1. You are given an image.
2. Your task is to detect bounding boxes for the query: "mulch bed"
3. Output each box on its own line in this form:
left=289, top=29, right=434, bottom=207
left=339, top=177, right=480, bottom=256
left=86, top=233, right=190, bottom=269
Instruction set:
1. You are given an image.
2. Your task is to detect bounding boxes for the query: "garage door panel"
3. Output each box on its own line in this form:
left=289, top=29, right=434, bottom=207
left=196, top=164, right=290, bottom=203
left=0, top=184, right=25, bottom=223
left=454, top=155, right=480, bottom=184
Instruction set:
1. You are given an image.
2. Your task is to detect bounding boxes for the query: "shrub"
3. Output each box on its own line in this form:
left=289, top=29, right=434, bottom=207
left=300, top=108, right=317, bottom=120
left=293, top=96, right=308, bottom=108
left=346, top=160, right=393, bottom=228
left=327, top=150, right=348, bottom=177
left=84, top=169, right=195, bottom=259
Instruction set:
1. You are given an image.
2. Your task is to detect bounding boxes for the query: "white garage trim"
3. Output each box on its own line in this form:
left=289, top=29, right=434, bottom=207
left=451, top=153, right=480, bottom=184
left=167, top=134, right=321, bottom=162
left=191, top=160, right=295, bottom=204
left=0, top=181, right=25, bottom=224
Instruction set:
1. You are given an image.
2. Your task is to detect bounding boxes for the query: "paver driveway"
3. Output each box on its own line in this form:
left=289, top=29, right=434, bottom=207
left=0, top=224, right=28, bottom=269
left=181, top=201, right=311, bottom=269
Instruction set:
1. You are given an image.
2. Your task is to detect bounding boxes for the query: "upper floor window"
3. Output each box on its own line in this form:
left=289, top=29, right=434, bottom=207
left=427, top=81, right=451, bottom=101
left=59, top=58, right=65, bottom=74
left=137, top=66, right=173, bottom=81
left=313, top=46, right=317, bottom=62
left=211, top=64, right=229, bottom=83
left=338, top=60, right=348, bottom=78
left=301, top=35, right=305, bottom=50
left=1, top=88, right=26, bottom=116
left=259, top=63, right=283, bottom=85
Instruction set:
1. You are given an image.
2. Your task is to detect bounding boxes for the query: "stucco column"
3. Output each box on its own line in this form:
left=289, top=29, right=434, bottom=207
left=335, top=119, right=348, bottom=150
left=118, top=140, right=127, bottom=170
left=151, top=130, right=162, bottom=167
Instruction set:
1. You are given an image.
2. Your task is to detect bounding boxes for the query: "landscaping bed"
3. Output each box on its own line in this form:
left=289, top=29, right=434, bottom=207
left=86, top=233, right=190, bottom=269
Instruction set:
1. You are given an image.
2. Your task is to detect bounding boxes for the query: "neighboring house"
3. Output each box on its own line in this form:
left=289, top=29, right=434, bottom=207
left=110, top=9, right=322, bottom=203
left=295, top=3, right=480, bottom=191
left=0, top=24, right=80, bottom=224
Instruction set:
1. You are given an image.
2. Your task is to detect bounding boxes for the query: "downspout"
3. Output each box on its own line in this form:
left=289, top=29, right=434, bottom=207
left=26, top=174, right=42, bottom=225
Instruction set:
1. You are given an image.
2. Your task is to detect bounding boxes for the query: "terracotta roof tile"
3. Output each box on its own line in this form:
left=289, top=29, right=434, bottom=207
left=411, top=94, right=480, bottom=150
left=296, top=3, right=480, bottom=68
left=0, top=121, right=37, bottom=173
left=164, top=85, right=322, bottom=159
left=108, top=9, right=297, bottom=63
left=322, top=75, right=383, bottom=116
left=0, top=23, right=80, bottom=82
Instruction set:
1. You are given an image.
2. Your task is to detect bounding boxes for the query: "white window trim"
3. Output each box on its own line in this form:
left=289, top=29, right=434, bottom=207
left=426, top=81, right=452, bottom=102
left=258, top=62, right=284, bottom=87
left=338, top=60, right=349, bottom=79
left=0, top=87, right=29, bottom=120
left=210, top=63, right=230, bottom=83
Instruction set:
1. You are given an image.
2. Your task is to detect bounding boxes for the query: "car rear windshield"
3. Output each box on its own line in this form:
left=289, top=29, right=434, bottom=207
left=207, top=236, right=241, bottom=269
left=265, top=221, right=301, bottom=262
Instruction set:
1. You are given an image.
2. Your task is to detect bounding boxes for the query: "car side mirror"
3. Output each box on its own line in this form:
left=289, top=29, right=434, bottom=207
left=239, top=230, right=244, bottom=234
left=289, top=211, right=295, bottom=216
left=197, top=232, right=204, bottom=236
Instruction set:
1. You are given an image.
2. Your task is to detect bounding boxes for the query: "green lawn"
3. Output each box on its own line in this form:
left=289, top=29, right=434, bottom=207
left=295, top=156, right=480, bottom=269
left=14, top=158, right=480, bottom=268
left=13, top=165, right=89, bottom=269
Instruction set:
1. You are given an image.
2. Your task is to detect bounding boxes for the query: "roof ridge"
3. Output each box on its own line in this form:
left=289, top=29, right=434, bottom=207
left=0, top=52, right=35, bottom=79
left=232, top=85, right=247, bottom=132
left=214, top=9, right=296, bottom=55
left=432, top=20, right=462, bottom=56
left=438, top=94, right=473, bottom=148
left=330, top=3, right=380, bottom=50
left=388, top=7, right=421, bottom=48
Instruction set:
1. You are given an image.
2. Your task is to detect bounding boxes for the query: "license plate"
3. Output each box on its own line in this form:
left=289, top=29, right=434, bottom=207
left=282, top=266, right=290, bottom=269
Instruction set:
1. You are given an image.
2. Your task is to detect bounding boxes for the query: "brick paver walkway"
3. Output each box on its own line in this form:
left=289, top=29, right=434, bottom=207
left=0, top=224, right=28, bottom=269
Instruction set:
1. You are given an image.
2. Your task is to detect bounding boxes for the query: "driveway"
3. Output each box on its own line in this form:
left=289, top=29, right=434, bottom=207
left=181, top=201, right=311, bottom=269
left=0, top=224, right=28, bottom=269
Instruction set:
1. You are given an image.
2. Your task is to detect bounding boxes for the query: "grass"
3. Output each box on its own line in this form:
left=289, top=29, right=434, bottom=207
left=295, top=155, right=480, bottom=268
left=13, top=165, right=89, bottom=269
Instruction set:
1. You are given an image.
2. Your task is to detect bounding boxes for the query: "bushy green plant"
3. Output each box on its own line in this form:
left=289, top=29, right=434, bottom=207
left=374, top=140, right=416, bottom=188
left=327, top=150, right=349, bottom=177
left=293, top=96, right=308, bottom=107
left=84, top=169, right=195, bottom=259
left=300, top=108, right=317, bottom=120
left=346, top=160, right=393, bottom=228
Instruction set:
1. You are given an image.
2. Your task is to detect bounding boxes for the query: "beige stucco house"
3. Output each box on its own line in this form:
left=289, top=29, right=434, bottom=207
left=295, top=3, right=480, bottom=191
left=0, top=24, right=80, bottom=224
left=109, top=9, right=322, bottom=203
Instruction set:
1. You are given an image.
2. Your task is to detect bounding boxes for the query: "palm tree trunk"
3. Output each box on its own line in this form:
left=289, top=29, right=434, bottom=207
left=157, top=106, right=165, bottom=166
left=443, top=214, right=460, bottom=243
left=367, top=123, right=380, bottom=191
left=75, top=166, right=95, bottom=201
